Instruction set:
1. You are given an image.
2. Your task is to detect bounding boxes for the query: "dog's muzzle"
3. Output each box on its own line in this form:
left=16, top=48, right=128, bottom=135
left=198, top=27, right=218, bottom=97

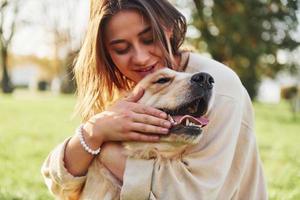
left=160, top=72, right=214, bottom=144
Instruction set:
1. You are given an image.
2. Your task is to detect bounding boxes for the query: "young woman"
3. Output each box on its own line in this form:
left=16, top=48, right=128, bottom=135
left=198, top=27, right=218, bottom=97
left=41, top=0, right=267, bottom=199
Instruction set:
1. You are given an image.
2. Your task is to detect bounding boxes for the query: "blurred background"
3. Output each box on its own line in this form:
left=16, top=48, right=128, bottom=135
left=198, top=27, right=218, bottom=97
left=0, top=0, right=299, bottom=199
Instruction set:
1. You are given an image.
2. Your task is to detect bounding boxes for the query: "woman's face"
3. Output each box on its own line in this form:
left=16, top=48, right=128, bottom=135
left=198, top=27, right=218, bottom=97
left=104, top=9, right=170, bottom=83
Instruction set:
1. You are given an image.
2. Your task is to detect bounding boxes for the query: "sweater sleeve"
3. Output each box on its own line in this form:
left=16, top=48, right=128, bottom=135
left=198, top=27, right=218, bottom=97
left=41, top=138, right=87, bottom=199
left=121, top=89, right=267, bottom=200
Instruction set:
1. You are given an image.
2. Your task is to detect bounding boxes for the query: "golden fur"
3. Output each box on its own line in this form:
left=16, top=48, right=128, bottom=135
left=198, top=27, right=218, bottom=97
left=82, top=68, right=213, bottom=199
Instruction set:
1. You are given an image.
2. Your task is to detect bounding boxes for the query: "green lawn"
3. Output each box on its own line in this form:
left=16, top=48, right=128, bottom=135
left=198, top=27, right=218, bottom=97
left=0, top=91, right=79, bottom=200
left=255, top=102, right=300, bottom=200
left=0, top=91, right=299, bottom=199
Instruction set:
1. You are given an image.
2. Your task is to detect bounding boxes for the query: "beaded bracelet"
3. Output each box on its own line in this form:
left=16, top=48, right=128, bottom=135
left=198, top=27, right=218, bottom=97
left=76, top=124, right=101, bottom=156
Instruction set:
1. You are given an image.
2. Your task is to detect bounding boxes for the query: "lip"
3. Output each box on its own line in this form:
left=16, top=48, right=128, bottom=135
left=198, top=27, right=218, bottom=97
left=135, top=62, right=157, bottom=71
left=135, top=65, right=154, bottom=72
left=135, top=63, right=157, bottom=78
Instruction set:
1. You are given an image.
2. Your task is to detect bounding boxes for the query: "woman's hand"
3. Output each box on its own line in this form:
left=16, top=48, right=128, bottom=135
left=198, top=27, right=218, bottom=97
left=83, top=88, right=171, bottom=146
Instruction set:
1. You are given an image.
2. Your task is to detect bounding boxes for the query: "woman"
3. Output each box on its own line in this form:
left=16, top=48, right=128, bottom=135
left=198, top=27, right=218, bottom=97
left=41, top=0, right=267, bottom=199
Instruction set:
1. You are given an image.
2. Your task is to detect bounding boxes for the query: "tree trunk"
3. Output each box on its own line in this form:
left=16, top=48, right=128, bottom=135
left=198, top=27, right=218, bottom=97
left=242, top=61, right=258, bottom=100
left=193, top=0, right=202, bottom=17
left=60, top=51, right=77, bottom=94
left=1, top=46, right=14, bottom=93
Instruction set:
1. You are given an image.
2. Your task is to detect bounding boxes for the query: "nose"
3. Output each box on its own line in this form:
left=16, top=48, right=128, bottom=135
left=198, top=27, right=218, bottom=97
left=132, top=47, right=150, bottom=66
left=191, top=72, right=214, bottom=89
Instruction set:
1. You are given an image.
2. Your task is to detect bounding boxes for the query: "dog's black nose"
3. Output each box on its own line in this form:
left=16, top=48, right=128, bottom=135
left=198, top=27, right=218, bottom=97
left=191, top=72, right=214, bottom=89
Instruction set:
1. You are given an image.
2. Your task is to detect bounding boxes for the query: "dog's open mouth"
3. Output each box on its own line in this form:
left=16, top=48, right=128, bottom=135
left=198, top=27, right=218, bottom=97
left=159, top=97, right=210, bottom=144
left=168, top=114, right=209, bottom=129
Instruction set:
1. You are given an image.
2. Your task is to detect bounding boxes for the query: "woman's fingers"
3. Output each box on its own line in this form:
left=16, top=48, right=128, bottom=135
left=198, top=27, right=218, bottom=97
left=132, top=103, right=168, bottom=119
left=130, top=122, right=169, bottom=135
left=105, top=91, right=172, bottom=142
left=131, top=113, right=171, bottom=129
left=124, top=88, right=168, bottom=120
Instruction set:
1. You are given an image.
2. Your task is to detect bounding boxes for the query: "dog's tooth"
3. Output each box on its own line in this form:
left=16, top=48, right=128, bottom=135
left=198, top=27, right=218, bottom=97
left=167, top=114, right=172, bottom=122
left=168, top=115, right=175, bottom=124
left=186, top=119, right=189, bottom=126
left=171, top=117, right=175, bottom=123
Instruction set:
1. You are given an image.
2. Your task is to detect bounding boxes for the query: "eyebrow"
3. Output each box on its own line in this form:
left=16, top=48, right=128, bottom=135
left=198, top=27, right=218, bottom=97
left=109, top=26, right=152, bottom=45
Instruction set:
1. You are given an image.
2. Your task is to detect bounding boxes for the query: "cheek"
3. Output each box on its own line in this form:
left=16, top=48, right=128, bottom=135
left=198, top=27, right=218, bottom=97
left=151, top=44, right=164, bottom=57
left=150, top=45, right=167, bottom=67
left=110, top=53, right=129, bottom=70
left=109, top=53, right=139, bottom=81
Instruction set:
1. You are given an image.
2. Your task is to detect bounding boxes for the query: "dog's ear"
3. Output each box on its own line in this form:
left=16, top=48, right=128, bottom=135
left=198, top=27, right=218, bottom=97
left=125, top=87, right=144, bottom=102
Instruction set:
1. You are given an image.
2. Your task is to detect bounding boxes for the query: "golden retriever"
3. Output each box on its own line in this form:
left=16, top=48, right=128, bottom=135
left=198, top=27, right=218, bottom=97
left=80, top=68, right=214, bottom=199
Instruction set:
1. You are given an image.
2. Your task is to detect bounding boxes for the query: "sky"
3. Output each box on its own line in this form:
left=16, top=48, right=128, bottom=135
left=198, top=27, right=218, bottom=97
left=9, top=0, right=196, bottom=58
left=6, top=0, right=300, bottom=62
left=10, top=0, right=89, bottom=58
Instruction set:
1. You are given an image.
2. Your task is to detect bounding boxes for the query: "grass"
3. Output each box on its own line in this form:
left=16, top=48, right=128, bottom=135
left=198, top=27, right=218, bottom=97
left=255, top=102, right=300, bottom=200
left=0, top=91, right=299, bottom=199
left=0, top=91, right=79, bottom=200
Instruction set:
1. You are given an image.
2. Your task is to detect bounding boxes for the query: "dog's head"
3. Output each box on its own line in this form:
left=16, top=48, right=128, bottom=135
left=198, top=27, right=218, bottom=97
left=134, top=68, right=214, bottom=145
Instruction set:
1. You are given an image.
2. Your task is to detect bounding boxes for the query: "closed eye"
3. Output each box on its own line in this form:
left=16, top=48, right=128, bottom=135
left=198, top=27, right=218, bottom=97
left=154, top=77, right=171, bottom=84
left=143, top=38, right=154, bottom=45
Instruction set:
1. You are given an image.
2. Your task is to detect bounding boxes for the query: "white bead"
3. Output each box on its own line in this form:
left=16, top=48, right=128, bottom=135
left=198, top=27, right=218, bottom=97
left=76, top=124, right=101, bottom=156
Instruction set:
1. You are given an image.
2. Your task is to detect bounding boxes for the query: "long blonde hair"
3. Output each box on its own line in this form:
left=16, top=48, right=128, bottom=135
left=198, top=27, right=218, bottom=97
left=74, top=0, right=187, bottom=122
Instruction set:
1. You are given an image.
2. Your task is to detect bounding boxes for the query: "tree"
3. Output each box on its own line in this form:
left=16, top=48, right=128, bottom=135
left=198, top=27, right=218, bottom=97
left=0, top=0, right=20, bottom=93
left=39, top=0, right=82, bottom=93
left=191, top=0, right=300, bottom=99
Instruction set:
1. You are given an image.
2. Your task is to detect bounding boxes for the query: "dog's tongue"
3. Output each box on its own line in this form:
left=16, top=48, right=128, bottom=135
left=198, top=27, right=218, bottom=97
left=172, top=115, right=209, bottom=126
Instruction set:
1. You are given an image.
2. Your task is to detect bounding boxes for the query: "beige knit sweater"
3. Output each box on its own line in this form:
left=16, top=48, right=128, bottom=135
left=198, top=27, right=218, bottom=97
left=41, top=52, right=267, bottom=200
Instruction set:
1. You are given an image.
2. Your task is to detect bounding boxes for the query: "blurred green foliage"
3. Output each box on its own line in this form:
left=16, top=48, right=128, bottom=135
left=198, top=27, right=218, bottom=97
left=0, top=93, right=299, bottom=199
left=190, top=0, right=300, bottom=99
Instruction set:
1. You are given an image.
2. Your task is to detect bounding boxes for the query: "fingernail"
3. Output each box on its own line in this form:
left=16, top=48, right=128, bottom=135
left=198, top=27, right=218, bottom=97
left=160, top=113, right=167, bottom=118
left=164, top=121, right=171, bottom=128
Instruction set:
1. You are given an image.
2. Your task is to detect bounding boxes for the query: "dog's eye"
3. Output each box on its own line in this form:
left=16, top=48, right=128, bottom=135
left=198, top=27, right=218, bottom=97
left=154, top=77, right=171, bottom=84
